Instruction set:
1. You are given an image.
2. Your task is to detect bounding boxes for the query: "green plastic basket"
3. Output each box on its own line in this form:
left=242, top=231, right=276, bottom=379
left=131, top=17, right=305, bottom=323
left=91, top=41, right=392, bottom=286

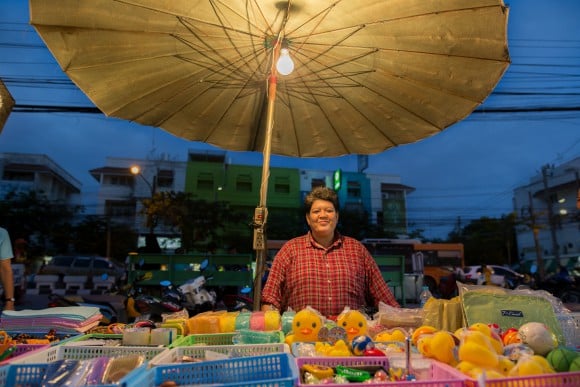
left=170, top=332, right=237, bottom=347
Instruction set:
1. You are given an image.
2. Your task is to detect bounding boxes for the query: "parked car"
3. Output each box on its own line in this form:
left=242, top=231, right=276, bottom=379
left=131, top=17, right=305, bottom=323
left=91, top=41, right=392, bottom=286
left=39, top=255, right=125, bottom=279
left=462, top=265, right=526, bottom=288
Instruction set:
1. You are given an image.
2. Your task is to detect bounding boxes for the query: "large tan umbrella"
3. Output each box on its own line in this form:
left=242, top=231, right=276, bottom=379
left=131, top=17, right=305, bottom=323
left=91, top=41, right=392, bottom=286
left=29, top=0, right=510, bottom=308
left=0, top=79, right=15, bottom=134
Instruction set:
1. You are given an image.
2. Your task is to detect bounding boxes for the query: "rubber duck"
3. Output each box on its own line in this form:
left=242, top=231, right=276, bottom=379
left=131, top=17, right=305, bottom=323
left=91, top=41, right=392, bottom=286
left=467, top=323, right=504, bottom=354
left=508, top=354, right=555, bottom=377
left=336, top=309, right=368, bottom=343
left=457, top=330, right=499, bottom=369
left=412, top=325, right=438, bottom=346
left=374, top=328, right=406, bottom=342
left=417, top=331, right=458, bottom=366
left=284, top=308, right=324, bottom=345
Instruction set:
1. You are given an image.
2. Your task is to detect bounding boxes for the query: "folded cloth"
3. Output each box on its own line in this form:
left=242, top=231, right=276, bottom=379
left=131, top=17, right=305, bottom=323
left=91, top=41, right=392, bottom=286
left=1, top=306, right=101, bottom=320
left=0, top=306, right=103, bottom=333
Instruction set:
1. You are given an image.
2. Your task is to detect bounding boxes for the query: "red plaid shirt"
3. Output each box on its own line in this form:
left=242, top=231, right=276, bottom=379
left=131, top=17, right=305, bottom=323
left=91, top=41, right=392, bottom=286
left=261, top=232, right=400, bottom=317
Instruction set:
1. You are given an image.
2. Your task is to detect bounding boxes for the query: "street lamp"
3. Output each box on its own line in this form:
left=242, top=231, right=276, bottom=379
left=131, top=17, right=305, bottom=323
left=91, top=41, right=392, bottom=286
left=130, top=164, right=159, bottom=252
left=130, top=165, right=156, bottom=196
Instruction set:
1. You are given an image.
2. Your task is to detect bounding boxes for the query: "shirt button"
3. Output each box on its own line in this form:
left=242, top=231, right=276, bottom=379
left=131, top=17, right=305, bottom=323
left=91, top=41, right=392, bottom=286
left=327, top=279, right=331, bottom=283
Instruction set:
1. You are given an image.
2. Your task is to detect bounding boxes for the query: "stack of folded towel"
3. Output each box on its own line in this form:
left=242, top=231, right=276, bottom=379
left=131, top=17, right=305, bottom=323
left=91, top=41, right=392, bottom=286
left=0, top=306, right=103, bottom=333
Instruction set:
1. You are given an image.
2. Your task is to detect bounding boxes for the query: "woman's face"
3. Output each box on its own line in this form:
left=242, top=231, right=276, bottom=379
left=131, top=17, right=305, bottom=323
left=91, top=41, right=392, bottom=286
left=306, top=199, right=338, bottom=238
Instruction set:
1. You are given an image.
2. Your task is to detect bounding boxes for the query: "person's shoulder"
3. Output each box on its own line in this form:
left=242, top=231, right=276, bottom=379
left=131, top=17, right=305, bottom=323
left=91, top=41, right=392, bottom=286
left=340, top=235, right=364, bottom=246
left=284, top=234, right=309, bottom=247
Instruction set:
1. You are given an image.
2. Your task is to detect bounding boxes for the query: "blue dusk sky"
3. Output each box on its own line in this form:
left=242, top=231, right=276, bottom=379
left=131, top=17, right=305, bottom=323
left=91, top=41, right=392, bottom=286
left=0, top=0, right=579, bottom=239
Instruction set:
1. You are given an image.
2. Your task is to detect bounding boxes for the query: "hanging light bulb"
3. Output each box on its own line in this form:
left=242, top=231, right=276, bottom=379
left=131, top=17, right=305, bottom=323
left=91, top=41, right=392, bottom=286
left=276, top=47, right=294, bottom=75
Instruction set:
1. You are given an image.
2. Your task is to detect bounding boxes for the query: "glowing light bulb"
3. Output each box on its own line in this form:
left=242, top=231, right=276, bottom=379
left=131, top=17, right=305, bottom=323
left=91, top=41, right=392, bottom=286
left=276, top=48, right=294, bottom=75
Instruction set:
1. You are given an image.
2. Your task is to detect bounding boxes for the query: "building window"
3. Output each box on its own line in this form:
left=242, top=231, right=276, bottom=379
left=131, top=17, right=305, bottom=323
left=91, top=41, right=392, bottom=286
left=236, top=174, right=252, bottom=192
left=105, top=200, right=135, bottom=217
left=109, top=175, right=132, bottom=186
left=157, top=170, right=174, bottom=188
left=347, top=181, right=361, bottom=198
left=382, top=190, right=403, bottom=200
left=197, top=173, right=214, bottom=190
left=274, top=177, right=290, bottom=194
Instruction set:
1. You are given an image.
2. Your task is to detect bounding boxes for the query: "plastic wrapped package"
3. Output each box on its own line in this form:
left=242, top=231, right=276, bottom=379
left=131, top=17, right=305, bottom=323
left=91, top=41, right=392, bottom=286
left=373, top=302, right=423, bottom=329
left=187, top=310, right=226, bottom=334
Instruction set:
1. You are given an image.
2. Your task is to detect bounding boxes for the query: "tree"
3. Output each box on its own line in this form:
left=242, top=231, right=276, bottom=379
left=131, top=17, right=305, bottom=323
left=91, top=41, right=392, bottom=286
left=141, top=191, right=246, bottom=252
left=449, top=214, right=518, bottom=266
left=0, top=190, right=83, bottom=255
left=73, top=216, right=137, bottom=261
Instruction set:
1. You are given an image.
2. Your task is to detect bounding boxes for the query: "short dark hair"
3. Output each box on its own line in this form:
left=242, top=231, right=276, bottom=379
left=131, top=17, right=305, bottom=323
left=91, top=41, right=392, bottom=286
left=304, top=186, right=339, bottom=213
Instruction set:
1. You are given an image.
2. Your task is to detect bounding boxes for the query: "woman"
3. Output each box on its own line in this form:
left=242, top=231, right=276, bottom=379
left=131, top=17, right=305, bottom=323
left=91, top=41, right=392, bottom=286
left=261, top=186, right=399, bottom=317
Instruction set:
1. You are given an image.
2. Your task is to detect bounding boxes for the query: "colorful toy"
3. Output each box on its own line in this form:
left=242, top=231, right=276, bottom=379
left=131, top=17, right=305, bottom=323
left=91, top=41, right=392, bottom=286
left=508, top=354, right=555, bottom=377
left=467, top=323, right=503, bottom=354
left=517, top=322, right=558, bottom=356
left=546, top=347, right=579, bottom=372
left=336, top=309, right=368, bottom=343
left=416, top=330, right=457, bottom=366
left=284, top=308, right=324, bottom=345
left=457, top=330, right=499, bottom=369
left=351, top=335, right=373, bottom=356
left=374, top=328, right=406, bottom=342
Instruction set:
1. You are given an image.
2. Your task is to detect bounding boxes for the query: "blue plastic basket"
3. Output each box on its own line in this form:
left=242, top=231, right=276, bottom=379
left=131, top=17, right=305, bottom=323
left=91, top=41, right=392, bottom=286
left=0, top=362, right=147, bottom=387
left=132, top=353, right=299, bottom=387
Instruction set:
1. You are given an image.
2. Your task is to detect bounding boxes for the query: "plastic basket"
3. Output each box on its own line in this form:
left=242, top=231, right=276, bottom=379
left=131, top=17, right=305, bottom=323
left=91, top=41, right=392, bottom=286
left=130, top=353, right=299, bottom=387
left=8, top=344, right=167, bottom=364
left=61, top=333, right=124, bottom=346
left=0, top=330, right=81, bottom=365
left=295, top=356, right=469, bottom=386
left=149, top=342, right=289, bottom=366
left=468, top=371, right=580, bottom=387
left=170, top=332, right=237, bottom=347
left=0, top=344, right=49, bottom=365
left=0, top=362, right=147, bottom=387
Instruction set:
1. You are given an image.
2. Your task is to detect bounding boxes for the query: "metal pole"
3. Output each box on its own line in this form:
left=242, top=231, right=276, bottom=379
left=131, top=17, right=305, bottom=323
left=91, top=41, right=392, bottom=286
left=528, top=191, right=545, bottom=280
left=541, top=165, right=560, bottom=264
left=252, top=42, right=281, bottom=311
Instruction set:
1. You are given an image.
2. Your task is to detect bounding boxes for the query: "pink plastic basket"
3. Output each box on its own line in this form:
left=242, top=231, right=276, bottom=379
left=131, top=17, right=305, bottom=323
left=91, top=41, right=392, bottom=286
left=467, top=371, right=580, bottom=387
left=0, top=344, right=50, bottom=365
left=295, top=356, right=469, bottom=386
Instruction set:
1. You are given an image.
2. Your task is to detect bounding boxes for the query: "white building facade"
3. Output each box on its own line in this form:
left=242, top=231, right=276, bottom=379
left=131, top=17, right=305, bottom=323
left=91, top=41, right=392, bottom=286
left=512, top=157, right=580, bottom=272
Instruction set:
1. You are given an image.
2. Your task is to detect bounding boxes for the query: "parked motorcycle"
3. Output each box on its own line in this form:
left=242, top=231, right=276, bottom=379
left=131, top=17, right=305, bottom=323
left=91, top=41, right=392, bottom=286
left=533, top=274, right=580, bottom=303
left=219, top=285, right=254, bottom=311
left=120, top=272, right=185, bottom=322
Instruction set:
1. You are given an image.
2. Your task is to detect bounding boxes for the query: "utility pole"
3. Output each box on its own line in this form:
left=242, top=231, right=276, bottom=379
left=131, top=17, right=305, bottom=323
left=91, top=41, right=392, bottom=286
left=528, top=191, right=545, bottom=280
left=541, top=164, right=560, bottom=264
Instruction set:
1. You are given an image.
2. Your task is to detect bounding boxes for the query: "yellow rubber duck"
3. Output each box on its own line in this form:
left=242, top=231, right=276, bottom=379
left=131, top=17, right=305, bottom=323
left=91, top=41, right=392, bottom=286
left=509, top=354, right=555, bottom=377
left=314, top=339, right=352, bottom=356
left=412, top=325, right=438, bottom=346
left=467, top=323, right=504, bottom=354
left=336, top=309, right=368, bottom=343
left=374, top=328, right=407, bottom=342
left=284, top=308, right=324, bottom=345
left=458, top=330, right=499, bottom=369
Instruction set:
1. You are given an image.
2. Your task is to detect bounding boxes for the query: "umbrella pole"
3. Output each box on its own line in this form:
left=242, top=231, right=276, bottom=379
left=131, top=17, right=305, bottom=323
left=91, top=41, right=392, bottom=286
left=252, top=72, right=278, bottom=311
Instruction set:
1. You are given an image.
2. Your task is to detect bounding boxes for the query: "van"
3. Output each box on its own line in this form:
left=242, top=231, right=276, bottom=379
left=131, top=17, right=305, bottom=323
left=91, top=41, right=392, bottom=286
left=39, top=255, right=124, bottom=278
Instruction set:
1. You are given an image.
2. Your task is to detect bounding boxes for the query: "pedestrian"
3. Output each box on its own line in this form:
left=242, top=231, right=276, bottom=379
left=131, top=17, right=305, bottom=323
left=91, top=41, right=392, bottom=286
left=260, top=186, right=400, bottom=318
left=0, top=227, right=16, bottom=310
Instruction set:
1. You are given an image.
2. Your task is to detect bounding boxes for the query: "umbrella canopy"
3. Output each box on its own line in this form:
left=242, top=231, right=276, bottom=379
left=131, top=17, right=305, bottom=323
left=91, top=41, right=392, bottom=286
left=29, top=0, right=510, bottom=158
left=0, top=79, right=15, bottom=134
left=30, top=0, right=510, bottom=309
